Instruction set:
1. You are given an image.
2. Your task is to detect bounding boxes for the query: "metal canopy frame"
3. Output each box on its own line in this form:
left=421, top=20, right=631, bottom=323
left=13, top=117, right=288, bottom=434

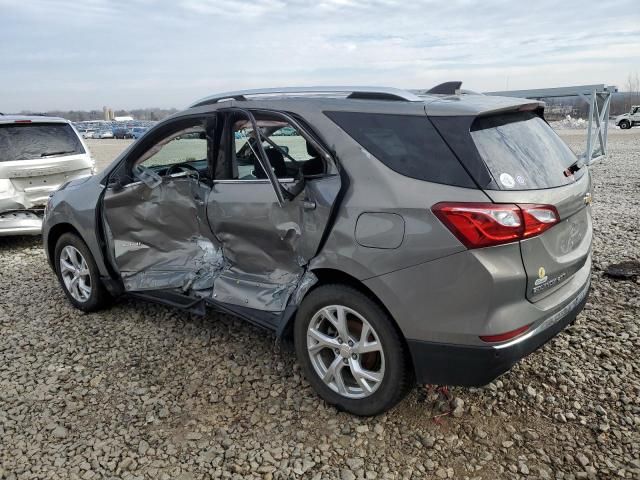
left=190, top=86, right=423, bottom=107
left=485, top=84, right=617, bottom=164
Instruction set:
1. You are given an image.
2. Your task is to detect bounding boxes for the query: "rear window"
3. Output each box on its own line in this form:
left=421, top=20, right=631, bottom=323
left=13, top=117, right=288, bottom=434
left=0, top=123, right=85, bottom=162
left=325, top=111, right=475, bottom=187
left=471, top=113, right=579, bottom=190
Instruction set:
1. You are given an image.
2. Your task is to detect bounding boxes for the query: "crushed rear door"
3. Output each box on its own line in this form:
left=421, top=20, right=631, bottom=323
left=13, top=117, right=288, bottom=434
left=205, top=108, right=342, bottom=313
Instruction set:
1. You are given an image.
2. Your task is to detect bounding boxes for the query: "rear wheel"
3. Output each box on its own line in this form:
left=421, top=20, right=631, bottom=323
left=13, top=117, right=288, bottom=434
left=294, top=284, right=411, bottom=416
left=54, top=233, right=111, bottom=312
left=620, top=120, right=631, bottom=129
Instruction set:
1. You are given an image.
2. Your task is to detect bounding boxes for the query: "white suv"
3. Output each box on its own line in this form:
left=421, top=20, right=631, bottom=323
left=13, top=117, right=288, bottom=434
left=0, top=115, right=94, bottom=235
left=615, top=105, right=640, bottom=129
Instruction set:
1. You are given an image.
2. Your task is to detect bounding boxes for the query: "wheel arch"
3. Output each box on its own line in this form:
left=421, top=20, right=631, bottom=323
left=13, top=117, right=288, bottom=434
left=282, top=267, right=416, bottom=379
left=46, top=222, right=83, bottom=270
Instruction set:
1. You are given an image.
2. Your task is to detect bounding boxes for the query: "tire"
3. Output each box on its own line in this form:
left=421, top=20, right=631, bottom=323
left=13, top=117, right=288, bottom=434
left=294, top=284, right=411, bottom=416
left=54, top=233, right=111, bottom=312
left=620, top=120, right=631, bottom=130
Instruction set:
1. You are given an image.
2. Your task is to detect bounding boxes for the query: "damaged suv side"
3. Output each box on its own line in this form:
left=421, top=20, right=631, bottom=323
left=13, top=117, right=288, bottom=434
left=44, top=86, right=592, bottom=415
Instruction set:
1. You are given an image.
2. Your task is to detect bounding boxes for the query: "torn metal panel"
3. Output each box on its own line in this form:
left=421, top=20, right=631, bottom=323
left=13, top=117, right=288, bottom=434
left=120, top=235, right=224, bottom=291
left=212, top=272, right=299, bottom=312
left=289, top=270, right=318, bottom=306
left=103, top=176, right=223, bottom=292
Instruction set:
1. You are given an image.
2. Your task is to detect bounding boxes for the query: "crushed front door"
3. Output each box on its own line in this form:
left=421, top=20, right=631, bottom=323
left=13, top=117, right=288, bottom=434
left=101, top=118, right=222, bottom=293
left=103, top=176, right=220, bottom=292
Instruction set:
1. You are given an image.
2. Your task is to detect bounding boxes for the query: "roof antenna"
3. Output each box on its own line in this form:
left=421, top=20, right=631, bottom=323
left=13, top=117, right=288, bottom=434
left=427, top=81, right=463, bottom=95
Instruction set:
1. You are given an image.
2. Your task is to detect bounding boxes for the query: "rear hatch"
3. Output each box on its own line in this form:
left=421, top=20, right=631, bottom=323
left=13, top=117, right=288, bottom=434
left=469, top=112, right=592, bottom=301
left=0, top=122, right=93, bottom=207
left=431, top=108, right=592, bottom=302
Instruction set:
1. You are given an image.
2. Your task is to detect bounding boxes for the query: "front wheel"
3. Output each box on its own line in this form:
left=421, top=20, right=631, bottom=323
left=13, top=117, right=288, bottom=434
left=620, top=120, right=631, bottom=129
left=54, top=233, right=111, bottom=312
left=294, top=284, right=411, bottom=416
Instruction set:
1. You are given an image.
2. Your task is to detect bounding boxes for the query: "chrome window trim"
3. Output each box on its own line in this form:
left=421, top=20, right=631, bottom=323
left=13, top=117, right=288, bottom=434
left=214, top=178, right=296, bottom=184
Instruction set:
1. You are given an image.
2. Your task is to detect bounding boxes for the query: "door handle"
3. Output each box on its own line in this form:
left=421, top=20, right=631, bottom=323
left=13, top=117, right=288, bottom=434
left=303, top=200, right=316, bottom=210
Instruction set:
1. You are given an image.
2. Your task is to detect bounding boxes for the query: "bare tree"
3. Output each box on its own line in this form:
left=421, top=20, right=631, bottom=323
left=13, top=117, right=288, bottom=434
left=625, top=72, right=640, bottom=112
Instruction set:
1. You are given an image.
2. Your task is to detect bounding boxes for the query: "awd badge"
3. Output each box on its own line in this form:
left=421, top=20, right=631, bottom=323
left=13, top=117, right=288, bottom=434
left=535, top=267, right=548, bottom=286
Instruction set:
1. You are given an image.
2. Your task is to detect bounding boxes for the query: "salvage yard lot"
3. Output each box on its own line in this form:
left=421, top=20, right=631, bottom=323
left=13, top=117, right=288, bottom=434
left=0, top=130, right=638, bottom=479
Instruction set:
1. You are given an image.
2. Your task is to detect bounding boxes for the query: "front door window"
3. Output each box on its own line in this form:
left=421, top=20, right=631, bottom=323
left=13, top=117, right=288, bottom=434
left=232, top=114, right=326, bottom=180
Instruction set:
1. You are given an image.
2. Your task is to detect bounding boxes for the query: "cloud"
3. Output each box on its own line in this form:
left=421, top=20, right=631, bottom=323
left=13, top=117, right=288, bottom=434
left=0, top=0, right=638, bottom=111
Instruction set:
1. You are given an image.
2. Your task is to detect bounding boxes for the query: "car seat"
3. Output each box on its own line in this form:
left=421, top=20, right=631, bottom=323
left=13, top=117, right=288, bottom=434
left=253, top=147, right=287, bottom=178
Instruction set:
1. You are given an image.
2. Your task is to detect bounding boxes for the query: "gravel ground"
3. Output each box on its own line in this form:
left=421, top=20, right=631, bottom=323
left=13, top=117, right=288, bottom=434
left=1, top=130, right=639, bottom=480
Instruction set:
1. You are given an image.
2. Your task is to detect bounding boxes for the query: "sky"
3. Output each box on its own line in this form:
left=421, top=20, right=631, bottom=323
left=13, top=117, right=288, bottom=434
left=1, top=0, right=639, bottom=112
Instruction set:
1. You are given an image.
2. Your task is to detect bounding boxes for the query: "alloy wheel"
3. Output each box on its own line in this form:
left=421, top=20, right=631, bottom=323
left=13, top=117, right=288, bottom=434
left=59, top=245, right=92, bottom=303
left=306, top=305, right=385, bottom=399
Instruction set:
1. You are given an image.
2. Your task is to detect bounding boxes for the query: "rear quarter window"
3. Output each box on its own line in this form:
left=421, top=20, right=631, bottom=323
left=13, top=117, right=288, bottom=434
left=471, top=113, right=580, bottom=190
left=325, top=111, right=475, bottom=188
left=0, top=123, right=85, bottom=162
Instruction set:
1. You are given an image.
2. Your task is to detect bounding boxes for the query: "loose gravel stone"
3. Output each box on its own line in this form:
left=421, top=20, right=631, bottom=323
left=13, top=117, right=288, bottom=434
left=0, top=129, right=639, bottom=479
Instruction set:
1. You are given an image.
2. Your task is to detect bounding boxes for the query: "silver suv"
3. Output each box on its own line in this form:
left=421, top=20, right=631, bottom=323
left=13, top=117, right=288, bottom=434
left=0, top=115, right=94, bottom=235
left=43, top=86, right=592, bottom=415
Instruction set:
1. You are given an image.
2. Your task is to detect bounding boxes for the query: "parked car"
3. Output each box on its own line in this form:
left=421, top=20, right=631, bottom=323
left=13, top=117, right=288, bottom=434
left=131, top=127, right=148, bottom=139
left=615, top=105, right=640, bottom=129
left=113, top=127, right=133, bottom=139
left=0, top=116, right=94, bottom=235
left=82, top=130, right=96, bottom=139
left=96, top=130, right=114, bottom=139
left=43, top=85, right=592, bottom=415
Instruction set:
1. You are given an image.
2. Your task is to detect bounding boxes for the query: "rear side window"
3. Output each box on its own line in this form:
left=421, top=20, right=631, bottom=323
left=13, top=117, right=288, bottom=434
left=0, top=123, right=85, bottom=162
left=325, top=111, right=475, bottom=187
left=471, top=113, right=580, bottom=190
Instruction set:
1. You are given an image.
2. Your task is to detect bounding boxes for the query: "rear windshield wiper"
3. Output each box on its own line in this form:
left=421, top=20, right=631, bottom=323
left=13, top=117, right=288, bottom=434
left=564, top=158, right=585, bottom=177
left=41, top=150, right=76, bottom=157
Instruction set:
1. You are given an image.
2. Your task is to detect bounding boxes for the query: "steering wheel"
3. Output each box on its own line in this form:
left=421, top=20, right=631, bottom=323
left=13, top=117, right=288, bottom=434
left=166, top=162, right=200, bottom=178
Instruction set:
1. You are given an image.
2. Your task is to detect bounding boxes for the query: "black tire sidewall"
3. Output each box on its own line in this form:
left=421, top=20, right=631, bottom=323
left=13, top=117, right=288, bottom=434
left=294, top=284, right=408, bottom=416
left=54, top=233, right=107, bottom=312
left=620, top=121, right=630, bottom=129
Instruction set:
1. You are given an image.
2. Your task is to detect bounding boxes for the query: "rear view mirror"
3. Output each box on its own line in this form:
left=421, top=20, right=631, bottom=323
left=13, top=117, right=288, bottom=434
left=133, top=165, right=162, bottom=189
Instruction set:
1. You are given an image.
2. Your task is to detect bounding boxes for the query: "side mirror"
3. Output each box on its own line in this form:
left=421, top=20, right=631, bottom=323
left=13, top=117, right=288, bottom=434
left=106, top=176, right=124, bottom=191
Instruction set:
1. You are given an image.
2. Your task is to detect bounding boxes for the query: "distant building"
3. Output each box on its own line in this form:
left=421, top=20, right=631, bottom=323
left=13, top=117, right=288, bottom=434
left=102, top=106, right=115, bottom=121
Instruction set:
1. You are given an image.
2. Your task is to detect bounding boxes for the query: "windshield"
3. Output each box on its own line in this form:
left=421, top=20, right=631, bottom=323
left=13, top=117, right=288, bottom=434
left=0, top=123, right=85, bottom=162
left=471, top=113, right=580, bottom=190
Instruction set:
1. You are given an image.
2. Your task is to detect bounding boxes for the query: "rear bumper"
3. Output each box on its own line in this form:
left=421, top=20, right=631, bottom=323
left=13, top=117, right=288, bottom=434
left=0, top=210, right=43, bottom=236
left=408, top=279, right=590, bottom=386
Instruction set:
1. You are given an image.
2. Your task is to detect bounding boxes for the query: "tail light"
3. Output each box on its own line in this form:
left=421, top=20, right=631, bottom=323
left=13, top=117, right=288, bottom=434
left=432, top=202, right=559, bottom=249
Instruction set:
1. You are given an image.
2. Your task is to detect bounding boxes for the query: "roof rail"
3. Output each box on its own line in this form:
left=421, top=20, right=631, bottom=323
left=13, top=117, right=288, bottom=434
left=190, top=86, right=423, bottom=107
